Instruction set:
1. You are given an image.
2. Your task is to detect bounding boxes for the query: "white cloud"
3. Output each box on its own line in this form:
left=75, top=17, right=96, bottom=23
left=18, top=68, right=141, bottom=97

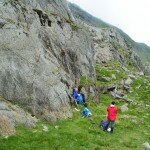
left=68, top=0, right=150, bottom=46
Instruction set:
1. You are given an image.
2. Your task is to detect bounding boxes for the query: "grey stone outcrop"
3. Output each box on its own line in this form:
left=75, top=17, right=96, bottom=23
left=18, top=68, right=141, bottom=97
left=0, top=0, right=95, bottom=121
left=121, top=104, right=129, bottom=112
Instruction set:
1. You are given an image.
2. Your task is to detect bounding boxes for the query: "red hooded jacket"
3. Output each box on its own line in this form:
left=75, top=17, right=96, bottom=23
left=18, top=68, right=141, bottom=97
left=107, top=105, right=118, bottom=121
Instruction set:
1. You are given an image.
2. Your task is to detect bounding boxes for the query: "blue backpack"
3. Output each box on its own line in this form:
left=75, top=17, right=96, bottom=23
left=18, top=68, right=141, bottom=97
left=100, top=120, right=108, bottom=130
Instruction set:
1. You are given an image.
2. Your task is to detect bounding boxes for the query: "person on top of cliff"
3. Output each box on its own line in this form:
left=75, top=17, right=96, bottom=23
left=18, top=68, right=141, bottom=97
left=104, top=101, right=118, bottom=133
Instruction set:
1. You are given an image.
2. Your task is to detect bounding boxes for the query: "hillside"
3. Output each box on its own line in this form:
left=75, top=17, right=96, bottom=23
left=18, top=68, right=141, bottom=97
left=0, top=0, right=150, bottom=149
left=69, top=3, right=150, bottom=73
left=0, top=62, right=150, bottom=150
left=68, top=3, right=110, bottom=28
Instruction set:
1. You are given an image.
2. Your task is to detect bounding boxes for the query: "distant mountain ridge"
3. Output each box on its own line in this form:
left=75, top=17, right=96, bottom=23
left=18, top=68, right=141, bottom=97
left=69, top=3, right=150, bottom=73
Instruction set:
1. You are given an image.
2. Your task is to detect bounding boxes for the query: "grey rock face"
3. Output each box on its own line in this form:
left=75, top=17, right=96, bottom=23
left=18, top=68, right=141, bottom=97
left=0, top=0, right=95, bottom=121
left=0, top=18, right=6, bottom=28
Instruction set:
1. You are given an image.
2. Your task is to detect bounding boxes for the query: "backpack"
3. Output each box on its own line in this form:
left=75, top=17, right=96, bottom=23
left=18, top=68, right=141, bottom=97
left=100, top=120, right=108, bottom=130
left=81, top=93, right=85, bottom=103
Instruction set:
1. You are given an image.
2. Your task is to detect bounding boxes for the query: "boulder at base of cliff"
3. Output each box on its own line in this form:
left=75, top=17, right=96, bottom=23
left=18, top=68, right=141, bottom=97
left=0, top=99, right=37, bottom=136
left=0, top=115, right=16, bottom=137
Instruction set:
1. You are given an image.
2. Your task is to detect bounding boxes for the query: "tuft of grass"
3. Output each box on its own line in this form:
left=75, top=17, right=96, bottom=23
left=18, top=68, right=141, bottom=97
left=80, top=75, right=94, bottom=87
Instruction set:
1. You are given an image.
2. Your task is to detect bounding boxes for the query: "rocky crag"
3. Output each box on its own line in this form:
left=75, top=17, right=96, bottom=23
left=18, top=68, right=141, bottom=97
left=0, top=0, right=149, bottom=129
left=0, top=0, right=95, bottom=124
left=69, top=3, right=150, bottom=74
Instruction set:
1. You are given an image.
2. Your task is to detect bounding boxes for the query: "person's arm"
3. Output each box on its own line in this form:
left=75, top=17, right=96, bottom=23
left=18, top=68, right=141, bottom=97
left=74, top=92, right=78, bottom=99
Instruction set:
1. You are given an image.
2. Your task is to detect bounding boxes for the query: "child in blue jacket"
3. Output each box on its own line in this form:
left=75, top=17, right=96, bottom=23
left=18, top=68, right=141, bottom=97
left=82, top=103, right=92, bottom=117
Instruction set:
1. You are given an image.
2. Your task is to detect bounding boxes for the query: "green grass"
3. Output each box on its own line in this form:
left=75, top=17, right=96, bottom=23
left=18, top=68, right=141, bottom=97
left=0, top=95, right=149, bottom=150
left=128, top=76, right=150, bottom=104
left=95, top=63, right=128, bottom=87
left=0, top=65, right=149, bottom=150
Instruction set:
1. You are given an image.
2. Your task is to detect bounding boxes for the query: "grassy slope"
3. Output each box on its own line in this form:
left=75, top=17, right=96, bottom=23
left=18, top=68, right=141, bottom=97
left=0, top=64, right=149, bottom=150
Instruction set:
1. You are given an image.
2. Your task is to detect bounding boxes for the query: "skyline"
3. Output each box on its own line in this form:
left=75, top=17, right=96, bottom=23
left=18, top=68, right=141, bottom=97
left=67, top=0, right=150, bottom=47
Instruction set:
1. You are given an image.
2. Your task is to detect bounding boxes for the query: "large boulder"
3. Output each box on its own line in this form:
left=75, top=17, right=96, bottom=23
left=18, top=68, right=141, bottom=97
left=0, top=115, right=16, bottom=137
left=0, top=100, right=37, bottom=130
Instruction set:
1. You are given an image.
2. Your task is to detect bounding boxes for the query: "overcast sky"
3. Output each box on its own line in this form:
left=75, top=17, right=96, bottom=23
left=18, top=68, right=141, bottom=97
left=67, top=0, right=150, bottom=46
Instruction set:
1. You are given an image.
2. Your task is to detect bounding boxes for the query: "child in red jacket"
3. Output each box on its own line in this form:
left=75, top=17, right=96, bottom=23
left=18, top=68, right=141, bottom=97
left=105, top=101, right=118, bottom=133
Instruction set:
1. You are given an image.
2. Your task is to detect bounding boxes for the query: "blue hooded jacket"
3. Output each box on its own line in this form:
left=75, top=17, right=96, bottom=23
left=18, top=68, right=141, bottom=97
left=82, top=107, right=91, bottom=117
left=72, top=91, right=78, bottom=99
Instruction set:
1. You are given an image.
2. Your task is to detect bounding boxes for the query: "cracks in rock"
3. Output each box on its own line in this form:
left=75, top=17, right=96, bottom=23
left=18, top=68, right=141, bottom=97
left=33, top=9, right=51, bottom=27
left=66, top=50, right=80, bottom=76
left=60, top=77, right=70, bottom=89
left=0, top=21, right=6, bottom=28
left=38, top=30, right=57, bottom=60
left=54, top=88, right=68, bottom=107
left=60, top=48, right=70, bottom=74
left=57, top=20, right=63, bottom=29
left=53, top=39, right=80, bottom=76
